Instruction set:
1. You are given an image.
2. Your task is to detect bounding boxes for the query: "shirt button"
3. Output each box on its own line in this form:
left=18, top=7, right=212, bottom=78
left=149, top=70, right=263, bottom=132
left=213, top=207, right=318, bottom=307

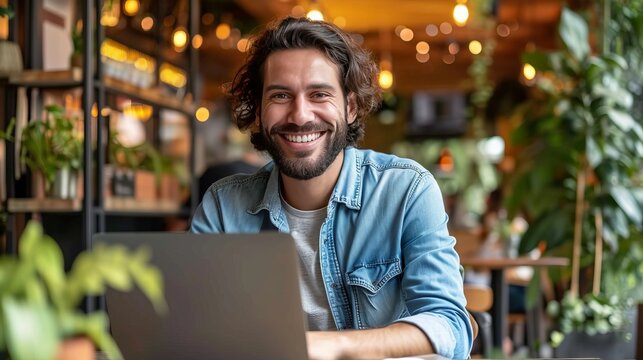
left=331, top=283, right=339, bottom=289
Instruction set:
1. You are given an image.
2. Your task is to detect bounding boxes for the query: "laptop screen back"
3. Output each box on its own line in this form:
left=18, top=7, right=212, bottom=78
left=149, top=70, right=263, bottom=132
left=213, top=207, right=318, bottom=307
left=95, top=232, right=309, bottom=360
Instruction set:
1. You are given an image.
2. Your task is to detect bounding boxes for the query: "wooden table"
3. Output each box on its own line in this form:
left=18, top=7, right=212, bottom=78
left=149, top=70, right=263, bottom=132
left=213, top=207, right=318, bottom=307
left=459, top=256, right=569, bottom=351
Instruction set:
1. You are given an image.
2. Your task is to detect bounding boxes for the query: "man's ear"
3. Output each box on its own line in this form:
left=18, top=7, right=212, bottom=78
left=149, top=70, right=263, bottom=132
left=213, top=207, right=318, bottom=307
left=347, top=93, right=358, bottom=124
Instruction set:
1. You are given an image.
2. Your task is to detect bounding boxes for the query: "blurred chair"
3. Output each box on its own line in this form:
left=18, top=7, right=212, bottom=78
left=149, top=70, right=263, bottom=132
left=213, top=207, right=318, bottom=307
left=464, top=284, right=494, bottom=358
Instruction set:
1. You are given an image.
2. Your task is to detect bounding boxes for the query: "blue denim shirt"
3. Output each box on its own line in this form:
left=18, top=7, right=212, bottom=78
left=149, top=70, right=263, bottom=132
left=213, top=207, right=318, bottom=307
left=191, top=147, right=473, bottom=358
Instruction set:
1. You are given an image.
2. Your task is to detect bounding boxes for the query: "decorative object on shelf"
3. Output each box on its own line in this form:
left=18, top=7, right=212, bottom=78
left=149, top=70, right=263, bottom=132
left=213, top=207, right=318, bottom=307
left=20, top=105, right=83, bottom=199
left=0, top=220, right=167, bottom=360
left=505, top=6, right=642, bottom=356
left=0, top=5, right=23, bottom=77
left=107, top=129, right=185, bottom=203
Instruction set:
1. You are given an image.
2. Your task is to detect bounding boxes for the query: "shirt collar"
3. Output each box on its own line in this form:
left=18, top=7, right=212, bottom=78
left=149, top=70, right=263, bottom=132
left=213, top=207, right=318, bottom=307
left=250, top=147, right=363, bottom=216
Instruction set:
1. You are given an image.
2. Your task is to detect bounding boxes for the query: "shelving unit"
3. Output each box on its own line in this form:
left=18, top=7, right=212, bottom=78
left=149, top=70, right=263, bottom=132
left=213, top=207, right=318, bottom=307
left=1, top=0, right=199, bottom=274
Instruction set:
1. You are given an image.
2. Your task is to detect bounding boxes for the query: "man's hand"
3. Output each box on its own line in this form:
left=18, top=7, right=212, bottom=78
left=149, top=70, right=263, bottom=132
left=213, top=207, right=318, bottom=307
left=306, top=323, right=434, bottom=360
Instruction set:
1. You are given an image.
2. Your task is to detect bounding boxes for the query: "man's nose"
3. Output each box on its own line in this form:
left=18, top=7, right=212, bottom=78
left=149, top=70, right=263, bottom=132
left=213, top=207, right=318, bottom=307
left=289, top=95, right=315, bottom=124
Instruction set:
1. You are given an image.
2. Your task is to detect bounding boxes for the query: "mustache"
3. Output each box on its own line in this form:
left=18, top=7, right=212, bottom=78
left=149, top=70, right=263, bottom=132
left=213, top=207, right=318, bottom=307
left=269, top=122, right=333, bottom=135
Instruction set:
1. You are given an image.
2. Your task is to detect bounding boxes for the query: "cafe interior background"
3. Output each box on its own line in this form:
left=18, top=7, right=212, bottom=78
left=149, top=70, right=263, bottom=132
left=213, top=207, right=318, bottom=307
left=0, top=0, right=641, bottom=358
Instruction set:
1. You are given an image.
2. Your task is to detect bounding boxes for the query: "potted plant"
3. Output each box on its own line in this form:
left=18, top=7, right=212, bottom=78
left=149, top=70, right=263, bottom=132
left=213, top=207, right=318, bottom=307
left=107, top=130, right=163, bottom=202
left=0, top=5, right=23, bottom=77
left=20, top=105, right=83, bottom=199
left=505, top=6, right=642, bottom=357
left=0, top=220, right=167, bottom=360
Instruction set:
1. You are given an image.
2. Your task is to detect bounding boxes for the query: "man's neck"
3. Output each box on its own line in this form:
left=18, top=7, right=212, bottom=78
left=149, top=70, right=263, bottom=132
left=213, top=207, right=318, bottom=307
left=280, top=150, right=345, bottom=211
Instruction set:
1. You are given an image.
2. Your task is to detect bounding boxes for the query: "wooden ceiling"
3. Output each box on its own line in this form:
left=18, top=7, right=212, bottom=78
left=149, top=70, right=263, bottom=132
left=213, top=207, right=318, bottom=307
left=197, top=0, right=563, bottom=98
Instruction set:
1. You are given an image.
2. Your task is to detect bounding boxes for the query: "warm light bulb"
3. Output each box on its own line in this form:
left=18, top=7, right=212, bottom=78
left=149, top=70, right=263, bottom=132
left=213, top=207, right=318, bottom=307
left=196, top=107, right=210, bottom=122
left=237, top=38, right=250, bottom=52
left=453, top=4, right=469, bottom=26
left=468, top=40, right=482, bottom=54
left=523, top=63, right=536, bottom=80
left=141, top=16, right=154, bottom=31
left=172, top=27, right=188, bottom=49
left=100, top=1, right=120, bottom=27
left=123, top=0, right=140, bottom=16
left=215, top=23, right=231, bottom=40
left=399, top=28, right=414, bottom=42
left=378, top=70, right=394, bottom=90
left=416, top=41, right=430, bottom=54
left=192, top=34, right=203, bottom=49
left=306, top=9, right=324, bottom=21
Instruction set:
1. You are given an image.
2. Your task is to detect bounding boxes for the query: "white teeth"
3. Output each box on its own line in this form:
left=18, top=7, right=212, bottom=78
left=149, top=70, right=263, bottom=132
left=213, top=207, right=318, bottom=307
left=285, top=132, right=322, bottom=143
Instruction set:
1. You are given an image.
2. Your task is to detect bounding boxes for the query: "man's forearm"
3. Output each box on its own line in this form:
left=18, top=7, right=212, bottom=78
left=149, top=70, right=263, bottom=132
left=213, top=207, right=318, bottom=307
left=306, top=322, right=434, bottom=360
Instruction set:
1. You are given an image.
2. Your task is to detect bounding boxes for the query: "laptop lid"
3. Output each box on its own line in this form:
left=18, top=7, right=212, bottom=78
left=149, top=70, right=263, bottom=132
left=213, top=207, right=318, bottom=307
left=95, top=232, right=309, bottom=360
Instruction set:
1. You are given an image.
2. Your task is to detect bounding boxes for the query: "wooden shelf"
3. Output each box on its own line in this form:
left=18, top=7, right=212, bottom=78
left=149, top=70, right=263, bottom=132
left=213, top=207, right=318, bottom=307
left=104, top=197, right=182, bottom=214
left=7, top=69, right=194, bottom=115
left=7, top=197, right=183, bottom=215
left=9, top=68, right=83, bottom=88
left=8, top=198, right=83, bottom=212
left=103, top=77, right=194, bottom=115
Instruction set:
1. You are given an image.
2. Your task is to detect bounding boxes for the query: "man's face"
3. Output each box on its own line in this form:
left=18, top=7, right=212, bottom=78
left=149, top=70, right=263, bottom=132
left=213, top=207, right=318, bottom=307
left=259, top=48, right=355, bottom=180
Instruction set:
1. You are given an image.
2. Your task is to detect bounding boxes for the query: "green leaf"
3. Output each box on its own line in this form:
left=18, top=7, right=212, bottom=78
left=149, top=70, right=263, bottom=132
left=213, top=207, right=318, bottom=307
left=559, top=8, right=590, bottom=61
left=19, top=221, right=44, bottom=262
left=2, top=299, right=60, bottom=360
left=608, top=109, right=637, bottom=132
left=129, top=258, right=168, bottom=315
left=609, top=186, right=642, bottom=224
left=58, top=312, right=123, bottom=360
left=526, top=271, right=541, bottom=310
left=33, top=235, right=66, bottom=307
left=95, top=247, right=133, bottom=291
left=522, top=51, right=552, bottom=71
left=519, top=209, right=571, bottom=253
left=23, top=277, right=47, bottom=304
left=83, top=313, right=123, bottom=360
left=586, top=136, right=601, bottom=168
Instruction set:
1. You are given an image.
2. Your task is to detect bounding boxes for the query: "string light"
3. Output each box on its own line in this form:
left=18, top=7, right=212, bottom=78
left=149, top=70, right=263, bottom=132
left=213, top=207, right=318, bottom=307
left=468, top=40, right=482, bottom=55
left=523, top=63, right=536, bottom=80
left=215, top=23, right=231, bottom=40
left=141, top=16, right=154, bottom=31
left=123, top=0, right=140, bottom=16
left=195, top=107, right=210, bottom=122
left=453, top=2, right=469, bottom=26
left=378, top=57, right=394, bottom=90
left=399, top=28, right=414, bottom=42
left=172, top=27, right=188, bottom=50
left=306, top=9, right=324, bottom=21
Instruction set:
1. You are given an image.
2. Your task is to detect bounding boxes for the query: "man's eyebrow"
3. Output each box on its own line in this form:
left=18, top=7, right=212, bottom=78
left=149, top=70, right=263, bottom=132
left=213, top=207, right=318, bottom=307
left=265, top=84, right=291, bottom=92
left=264, top=83, right=337, bottom=92
left=306, top=83, right=336, bottom=91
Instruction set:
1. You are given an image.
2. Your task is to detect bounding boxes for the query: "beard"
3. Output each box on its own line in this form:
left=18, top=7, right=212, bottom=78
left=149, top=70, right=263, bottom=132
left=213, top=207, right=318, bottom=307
left=262, top=119, right=348, bottom=180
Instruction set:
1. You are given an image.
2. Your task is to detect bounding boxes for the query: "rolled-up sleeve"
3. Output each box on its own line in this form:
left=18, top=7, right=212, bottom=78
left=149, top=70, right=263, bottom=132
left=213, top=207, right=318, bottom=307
left=394, top=172, right=473, bottom=359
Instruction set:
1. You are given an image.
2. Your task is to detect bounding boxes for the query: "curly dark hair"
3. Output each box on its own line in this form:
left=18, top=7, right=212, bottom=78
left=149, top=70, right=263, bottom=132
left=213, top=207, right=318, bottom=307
left=228, top=16, right=382, bottom=151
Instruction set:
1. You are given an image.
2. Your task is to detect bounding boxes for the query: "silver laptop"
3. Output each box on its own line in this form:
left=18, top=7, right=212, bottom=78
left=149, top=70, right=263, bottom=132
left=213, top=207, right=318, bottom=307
left=95, top=232, right=309, bottom=360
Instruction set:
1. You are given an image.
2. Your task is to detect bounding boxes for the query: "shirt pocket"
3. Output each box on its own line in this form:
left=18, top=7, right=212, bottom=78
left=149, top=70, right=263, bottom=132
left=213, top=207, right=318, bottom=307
left=345, top=258, right=408, bottom=329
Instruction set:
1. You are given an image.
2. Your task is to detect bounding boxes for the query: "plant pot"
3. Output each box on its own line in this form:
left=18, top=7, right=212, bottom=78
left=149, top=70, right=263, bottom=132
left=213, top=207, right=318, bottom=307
left=135, top=170, right=157, bottom=201
left=55, top=337, right=94, bottom=360
left=51, top=168, right=78, bottom=199
left=159, top=174, right=180, bottom=201
left=554, top=306, right=637, bottom=360
left=554, top=330, right=635, bottom=359
left=0, top=40, right=23, bottom=77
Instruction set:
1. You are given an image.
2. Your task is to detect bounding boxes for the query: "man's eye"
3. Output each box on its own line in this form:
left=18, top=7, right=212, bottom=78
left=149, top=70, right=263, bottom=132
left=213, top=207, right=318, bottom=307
left=311, top=92, right=330, bottom=99
left=270, top=93, right=289, bottom=100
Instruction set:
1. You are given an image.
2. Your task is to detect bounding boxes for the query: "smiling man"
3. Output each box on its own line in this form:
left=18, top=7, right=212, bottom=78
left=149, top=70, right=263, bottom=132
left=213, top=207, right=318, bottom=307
left=191, top=17, right=473, bottom=359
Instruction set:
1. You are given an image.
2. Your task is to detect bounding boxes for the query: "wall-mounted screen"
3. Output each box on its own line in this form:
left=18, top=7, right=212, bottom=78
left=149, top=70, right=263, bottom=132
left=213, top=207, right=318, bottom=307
left=408, top=91, right=468, bottom=138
